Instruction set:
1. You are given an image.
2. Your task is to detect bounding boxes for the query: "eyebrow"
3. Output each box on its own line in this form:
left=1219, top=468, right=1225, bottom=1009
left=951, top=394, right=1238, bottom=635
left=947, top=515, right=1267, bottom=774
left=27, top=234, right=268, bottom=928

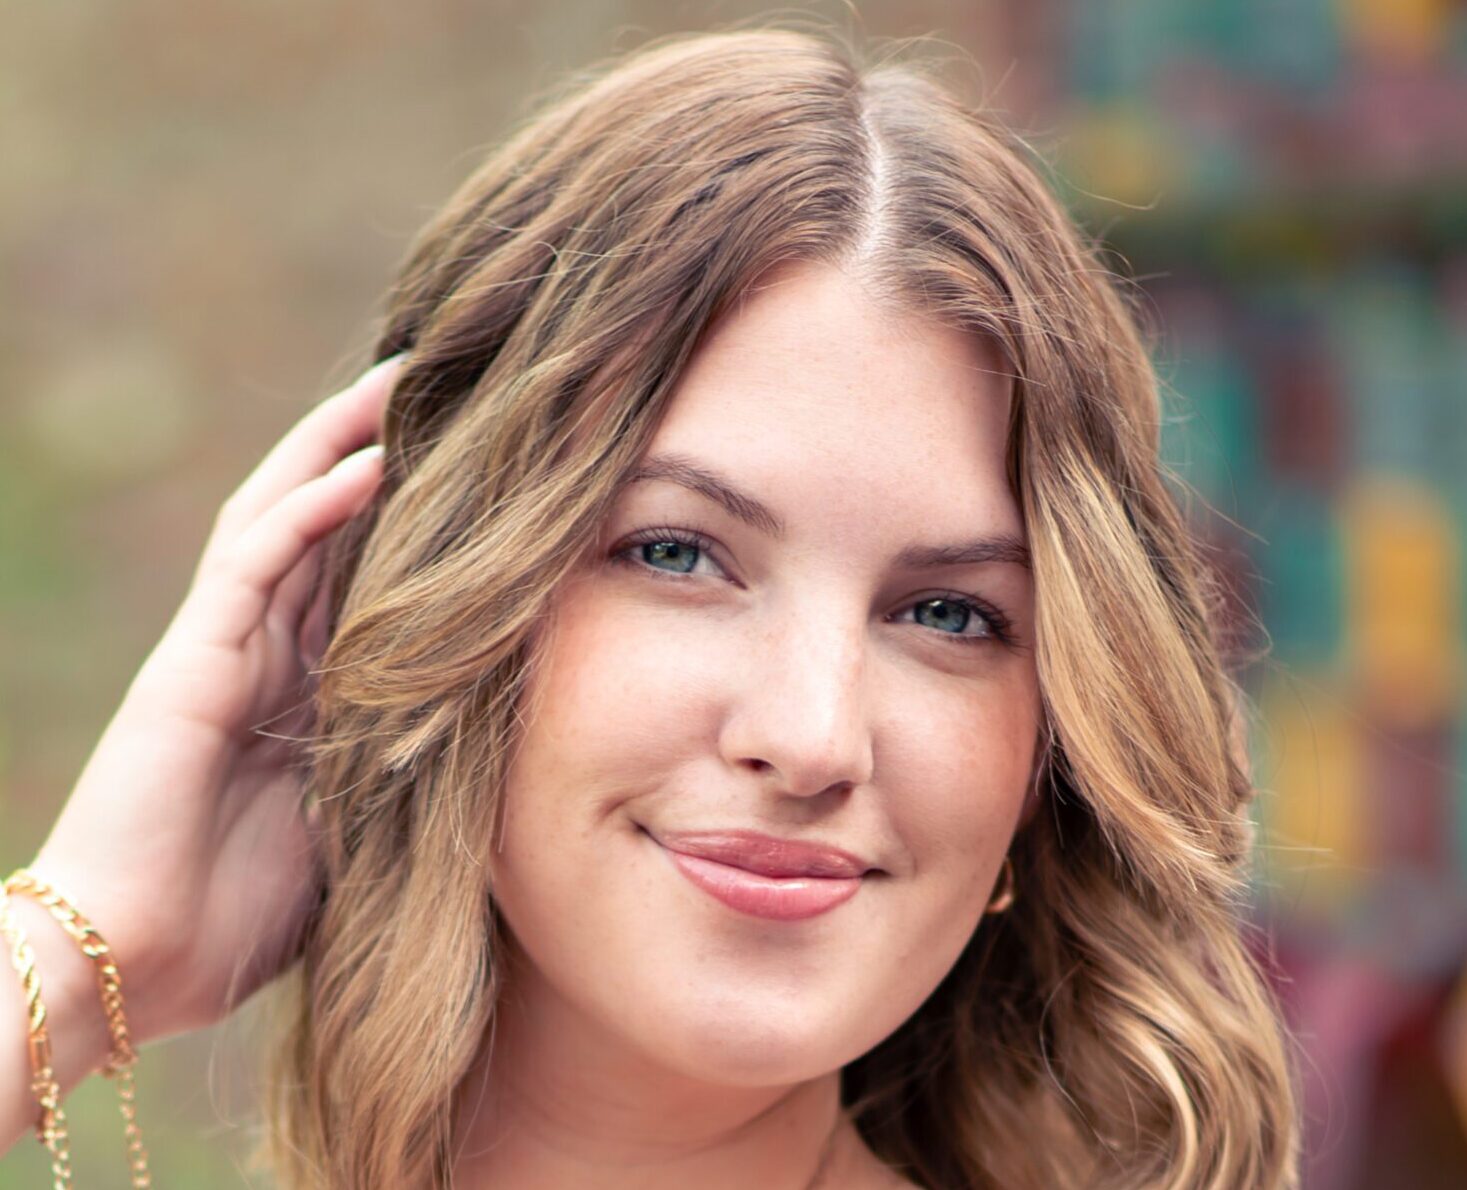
left=623, top=452, right=1031, bottom=570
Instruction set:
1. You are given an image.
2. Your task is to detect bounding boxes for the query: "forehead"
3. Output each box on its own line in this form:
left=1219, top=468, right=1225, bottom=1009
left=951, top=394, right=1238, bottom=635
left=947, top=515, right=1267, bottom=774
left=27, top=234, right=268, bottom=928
left=645, top=261, right=1018, bottom=524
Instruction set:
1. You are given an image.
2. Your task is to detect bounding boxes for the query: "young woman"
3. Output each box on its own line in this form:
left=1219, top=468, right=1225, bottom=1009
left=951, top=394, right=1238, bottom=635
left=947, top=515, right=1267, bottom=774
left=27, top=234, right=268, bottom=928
left=1, top=27, right=1302, bottom=1189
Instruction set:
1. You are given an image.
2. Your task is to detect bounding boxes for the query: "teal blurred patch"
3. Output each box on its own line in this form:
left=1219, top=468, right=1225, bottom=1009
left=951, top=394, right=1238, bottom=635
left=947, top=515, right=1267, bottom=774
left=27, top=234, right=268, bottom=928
left=1253, top=485, right=1344, bottom=668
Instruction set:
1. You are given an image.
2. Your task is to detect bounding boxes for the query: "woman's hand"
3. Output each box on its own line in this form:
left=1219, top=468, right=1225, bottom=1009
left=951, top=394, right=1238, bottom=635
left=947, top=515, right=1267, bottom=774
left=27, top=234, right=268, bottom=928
left=20, top=354, right=406, bottom=1051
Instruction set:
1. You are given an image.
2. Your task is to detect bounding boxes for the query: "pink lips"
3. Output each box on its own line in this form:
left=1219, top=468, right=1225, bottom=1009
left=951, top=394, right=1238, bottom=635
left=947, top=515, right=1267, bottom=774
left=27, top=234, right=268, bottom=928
left=652, top=829, right=876, bottom=922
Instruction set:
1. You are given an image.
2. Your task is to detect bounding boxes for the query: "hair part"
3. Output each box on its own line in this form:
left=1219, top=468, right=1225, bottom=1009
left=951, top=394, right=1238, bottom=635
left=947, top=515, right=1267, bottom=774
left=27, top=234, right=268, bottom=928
left=256, top=24, right=1301, bottom=1189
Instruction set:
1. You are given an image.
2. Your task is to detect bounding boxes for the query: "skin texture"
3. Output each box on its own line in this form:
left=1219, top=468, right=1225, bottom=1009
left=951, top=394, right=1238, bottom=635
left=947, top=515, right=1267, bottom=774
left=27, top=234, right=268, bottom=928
left=454, top=260, right=1042, bottom=1189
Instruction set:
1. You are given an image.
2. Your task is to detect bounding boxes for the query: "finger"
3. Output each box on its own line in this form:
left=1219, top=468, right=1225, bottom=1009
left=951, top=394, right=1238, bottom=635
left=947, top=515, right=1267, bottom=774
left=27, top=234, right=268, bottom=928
left=182, top=443, right=385, bottom=651
left=256, top=534, right=331, bottom=723
left=206, top=354, right=406, bottom=551
left=294, top=552, right=333, bottom=672
left=264, top=534, right=325, bottom=649
left=258, top=536, right=326, bottom=703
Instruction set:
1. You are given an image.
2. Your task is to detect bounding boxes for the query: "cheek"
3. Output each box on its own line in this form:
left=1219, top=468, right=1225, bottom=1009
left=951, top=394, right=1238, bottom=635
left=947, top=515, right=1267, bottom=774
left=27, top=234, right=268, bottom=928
left=846, top=669, right=1038, bottom=1043
left=510, top=584, right=729, bottom=799
left=884, top=664, right=1040, bottom=901
left=490, top=592, right=665, bottom=970
left=493, top=580, right=733, bottom=905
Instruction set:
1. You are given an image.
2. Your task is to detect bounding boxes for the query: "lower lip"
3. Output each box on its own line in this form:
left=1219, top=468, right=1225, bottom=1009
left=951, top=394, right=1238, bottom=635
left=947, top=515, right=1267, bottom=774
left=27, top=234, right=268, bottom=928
left=663, top=849, right=864, bottom=922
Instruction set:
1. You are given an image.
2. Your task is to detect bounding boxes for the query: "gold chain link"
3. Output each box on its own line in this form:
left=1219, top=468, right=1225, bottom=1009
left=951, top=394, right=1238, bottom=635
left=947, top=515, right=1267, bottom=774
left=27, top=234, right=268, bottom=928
left=0, top=887, right=73, bottom=1188
left=5, top=870, right=153, bottom=1188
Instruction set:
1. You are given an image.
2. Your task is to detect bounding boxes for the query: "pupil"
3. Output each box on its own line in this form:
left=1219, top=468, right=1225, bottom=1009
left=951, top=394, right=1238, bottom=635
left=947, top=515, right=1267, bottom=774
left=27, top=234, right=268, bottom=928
left=917, top=598, right=969, bottom=633
left=646, top=541, right=697, bottom=573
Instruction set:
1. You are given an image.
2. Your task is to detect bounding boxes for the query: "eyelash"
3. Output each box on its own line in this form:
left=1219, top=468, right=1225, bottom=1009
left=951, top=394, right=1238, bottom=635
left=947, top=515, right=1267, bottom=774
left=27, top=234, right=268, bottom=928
left=610, top=525, right=1016, bottom=647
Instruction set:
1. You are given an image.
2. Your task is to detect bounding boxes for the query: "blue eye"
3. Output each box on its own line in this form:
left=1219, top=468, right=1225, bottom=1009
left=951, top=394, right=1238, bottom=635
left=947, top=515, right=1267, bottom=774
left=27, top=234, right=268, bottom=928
left=609, top=526, right=1014, bottom=647
left=613, top=527, right=721, bottom=577
left=899, top=596, right=1011, bottom=646
left=640, top=540, right=699, bottom=573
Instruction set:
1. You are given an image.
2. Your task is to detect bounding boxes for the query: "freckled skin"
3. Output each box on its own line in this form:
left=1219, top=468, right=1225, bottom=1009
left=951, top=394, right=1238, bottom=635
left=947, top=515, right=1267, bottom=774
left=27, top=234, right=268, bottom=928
left=476, top=259, right=1041, bottom=1183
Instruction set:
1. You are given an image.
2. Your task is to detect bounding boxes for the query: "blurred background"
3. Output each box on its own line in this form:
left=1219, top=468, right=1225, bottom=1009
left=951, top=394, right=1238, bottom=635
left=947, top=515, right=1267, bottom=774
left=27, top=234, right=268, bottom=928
left=2, top=1, right=1464, bottom=1185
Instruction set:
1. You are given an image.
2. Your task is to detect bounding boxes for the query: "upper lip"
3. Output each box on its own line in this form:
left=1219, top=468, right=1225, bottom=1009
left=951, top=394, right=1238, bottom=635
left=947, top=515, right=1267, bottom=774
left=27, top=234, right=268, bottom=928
left=652, top=828, right=879, bottom=878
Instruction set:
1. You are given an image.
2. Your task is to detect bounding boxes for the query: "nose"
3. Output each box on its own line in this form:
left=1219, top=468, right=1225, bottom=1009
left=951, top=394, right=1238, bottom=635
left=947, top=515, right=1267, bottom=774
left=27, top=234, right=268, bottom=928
left=717, top=595, right=876, bottom=799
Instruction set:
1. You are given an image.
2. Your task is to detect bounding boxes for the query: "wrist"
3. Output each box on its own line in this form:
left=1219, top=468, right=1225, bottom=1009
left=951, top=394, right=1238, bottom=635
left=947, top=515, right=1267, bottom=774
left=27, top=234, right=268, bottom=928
left=3, top=893, right=112, bottom=1095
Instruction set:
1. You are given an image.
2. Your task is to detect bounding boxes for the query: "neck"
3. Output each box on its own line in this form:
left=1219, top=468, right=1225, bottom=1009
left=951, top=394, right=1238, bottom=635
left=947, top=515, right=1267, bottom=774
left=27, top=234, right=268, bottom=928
left=449, top=950, right=870, bottom=1190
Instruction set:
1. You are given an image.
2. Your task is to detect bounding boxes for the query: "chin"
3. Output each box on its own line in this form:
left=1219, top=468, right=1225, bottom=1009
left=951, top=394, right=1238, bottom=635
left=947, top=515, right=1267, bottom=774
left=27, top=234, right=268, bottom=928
left=637, top=987, right=882, bottom=1088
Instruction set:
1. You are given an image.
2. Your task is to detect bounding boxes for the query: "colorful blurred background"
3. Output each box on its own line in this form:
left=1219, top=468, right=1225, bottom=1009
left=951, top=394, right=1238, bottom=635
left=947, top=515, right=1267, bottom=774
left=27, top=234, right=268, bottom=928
left=2, top=2, right=1464, bottom=1185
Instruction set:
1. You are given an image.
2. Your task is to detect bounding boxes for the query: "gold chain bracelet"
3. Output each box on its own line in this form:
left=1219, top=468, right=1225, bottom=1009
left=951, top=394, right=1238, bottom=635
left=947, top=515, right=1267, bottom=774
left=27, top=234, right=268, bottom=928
left=0, top=887, right=73, bottom=1189
left=4, top=869, right=152, bottom=1188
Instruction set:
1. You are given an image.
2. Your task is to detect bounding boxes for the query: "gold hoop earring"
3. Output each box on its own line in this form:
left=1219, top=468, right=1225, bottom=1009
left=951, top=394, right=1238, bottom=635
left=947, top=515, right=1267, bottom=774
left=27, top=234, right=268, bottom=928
left=984, top=855, right=1016, bottom=915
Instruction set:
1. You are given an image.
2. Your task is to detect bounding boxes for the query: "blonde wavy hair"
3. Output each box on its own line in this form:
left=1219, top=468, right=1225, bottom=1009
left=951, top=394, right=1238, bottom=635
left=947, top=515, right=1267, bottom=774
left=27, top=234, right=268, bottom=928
left=257, top=24, right=1302, bottom=1189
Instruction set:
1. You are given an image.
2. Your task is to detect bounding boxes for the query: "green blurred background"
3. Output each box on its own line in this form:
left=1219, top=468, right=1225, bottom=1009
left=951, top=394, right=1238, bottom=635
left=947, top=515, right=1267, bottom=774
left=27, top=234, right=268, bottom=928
left=3, top=2, right=1465, bottom=1185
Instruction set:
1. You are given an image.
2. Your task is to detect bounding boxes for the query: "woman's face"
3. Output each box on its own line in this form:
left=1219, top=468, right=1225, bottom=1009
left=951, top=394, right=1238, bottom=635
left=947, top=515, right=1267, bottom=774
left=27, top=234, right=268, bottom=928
left=489, top=260, right=1041, bottom=1087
